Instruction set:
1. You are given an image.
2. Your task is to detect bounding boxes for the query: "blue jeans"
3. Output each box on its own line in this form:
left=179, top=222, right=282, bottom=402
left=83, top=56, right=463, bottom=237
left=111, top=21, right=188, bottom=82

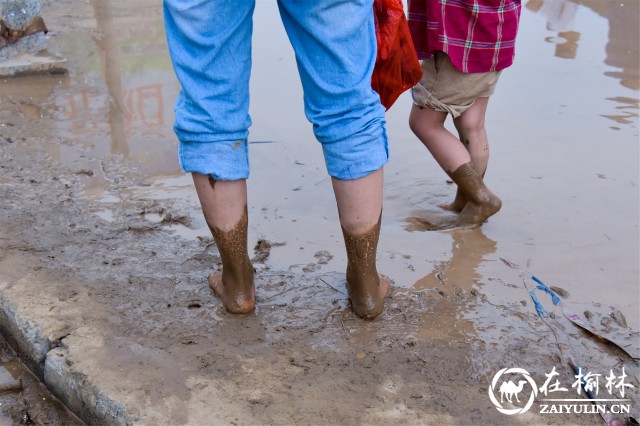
left=163, top=0, right=388, bottom=180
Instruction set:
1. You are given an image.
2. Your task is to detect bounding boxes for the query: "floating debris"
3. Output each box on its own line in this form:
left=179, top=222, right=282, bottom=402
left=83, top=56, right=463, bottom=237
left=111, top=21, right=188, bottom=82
left=549, top=286, right=569, bottom=298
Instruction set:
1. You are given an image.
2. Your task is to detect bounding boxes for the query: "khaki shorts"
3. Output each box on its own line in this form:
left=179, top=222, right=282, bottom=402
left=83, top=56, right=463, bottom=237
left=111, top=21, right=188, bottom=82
left=411, top=51, right=502, bottom=118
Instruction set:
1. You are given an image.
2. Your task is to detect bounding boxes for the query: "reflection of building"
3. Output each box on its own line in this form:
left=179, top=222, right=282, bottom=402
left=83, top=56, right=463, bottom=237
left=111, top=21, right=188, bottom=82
left=573, top=0, right=640, bottom=127
left=52, top=1, right=180, bottom=178
left=526, top=0, right=580, bottom=59
left=569, top=0, right=640, bottom=91
left=599, top=1, right=639, bottom=91
left=527, top=0, right=640, bottom=91
left=527, top=0, right=578, bottom=32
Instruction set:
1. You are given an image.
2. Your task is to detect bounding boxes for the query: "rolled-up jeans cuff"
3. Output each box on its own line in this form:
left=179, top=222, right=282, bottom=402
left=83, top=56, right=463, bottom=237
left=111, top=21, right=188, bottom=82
left=178, top=138, right=250, bottom=180
left=322, top=122, right=389, bottom=180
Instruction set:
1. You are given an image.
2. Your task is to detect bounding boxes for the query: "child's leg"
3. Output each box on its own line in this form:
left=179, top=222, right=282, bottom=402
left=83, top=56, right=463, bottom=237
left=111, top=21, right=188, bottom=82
left=408, top=104, right=471, bottom=173
left=450, top=97, right=501, bottom=226
left=408, top=104, right=470, bottom=213
left=449, top=163, right=502, bottom=227
left=453, top=97, right=490, bottom=177
left=446, top=97, right=491, bottom=212
left=409, top=103, right=501, bottom=227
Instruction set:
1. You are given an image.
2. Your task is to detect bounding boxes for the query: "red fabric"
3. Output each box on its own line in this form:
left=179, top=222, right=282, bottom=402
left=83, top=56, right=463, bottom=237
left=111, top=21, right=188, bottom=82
left=372, top=0, right=423, bottom=110
left=408, top=0, right=521, bottom=73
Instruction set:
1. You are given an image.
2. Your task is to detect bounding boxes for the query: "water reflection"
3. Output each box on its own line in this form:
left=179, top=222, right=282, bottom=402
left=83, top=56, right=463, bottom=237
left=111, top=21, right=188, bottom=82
left=526, top=0, right=580, bottom=58
left=410, top=228, right=497, bottom=340
left=91, top=0, right=127, bottom=157
left=576, top=0, right=640, bottom=91
left=414, top=228, right=497, bottom=293
left=51, top=0, right=179, bottom=181
left=526, top=0, right=639, bottom=128
left=33, top=0, right=637, bottom=193
left=527, top=0, right=640, bottom=89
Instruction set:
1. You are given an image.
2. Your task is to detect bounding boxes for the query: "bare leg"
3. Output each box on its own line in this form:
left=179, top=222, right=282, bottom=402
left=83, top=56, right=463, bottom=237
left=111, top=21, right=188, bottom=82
left=453, top=97, right=490, bottom=176
left=451, top=97, right=502, bottom=225
left=193, top=174, right=255, bottom=315
left=332, top=168, right=390, bottom=320
left=408, top=104, right=472, bottom=212
left=409, top=104, right=471, bottom=174
left=409, top=103, right=501, bottom=226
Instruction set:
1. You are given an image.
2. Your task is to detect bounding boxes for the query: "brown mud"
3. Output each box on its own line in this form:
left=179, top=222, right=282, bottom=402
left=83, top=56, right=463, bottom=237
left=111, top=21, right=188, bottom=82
left=0, top=0, right=638, bottom=424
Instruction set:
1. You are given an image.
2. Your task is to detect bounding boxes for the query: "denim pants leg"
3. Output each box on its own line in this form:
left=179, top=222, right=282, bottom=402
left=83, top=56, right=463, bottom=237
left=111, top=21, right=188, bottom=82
left=164, top=0, right=388, bottom=181
left=278, top=0, right=389, bottom=180
left=163, top=0, right=254, bottom=180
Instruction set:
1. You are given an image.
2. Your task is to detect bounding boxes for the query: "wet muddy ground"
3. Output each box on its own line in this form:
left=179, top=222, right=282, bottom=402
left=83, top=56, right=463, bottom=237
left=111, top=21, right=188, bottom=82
left=0, top=0, right=639, bottom=424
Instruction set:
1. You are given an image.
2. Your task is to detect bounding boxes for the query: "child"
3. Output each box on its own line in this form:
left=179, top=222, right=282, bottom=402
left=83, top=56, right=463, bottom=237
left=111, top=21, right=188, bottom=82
left=407, top=0, right=521, bottom=228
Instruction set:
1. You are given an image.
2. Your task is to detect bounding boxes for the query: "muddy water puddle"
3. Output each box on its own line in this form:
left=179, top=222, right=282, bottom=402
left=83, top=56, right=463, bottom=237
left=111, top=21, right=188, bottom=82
left=0, top=0, right=638, bottom=423
left=7, top=0, right=635, bottom=346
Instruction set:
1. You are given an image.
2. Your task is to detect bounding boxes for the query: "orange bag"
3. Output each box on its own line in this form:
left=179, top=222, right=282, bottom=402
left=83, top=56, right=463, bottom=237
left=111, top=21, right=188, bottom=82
left=371, top=0, right=423, bottom=110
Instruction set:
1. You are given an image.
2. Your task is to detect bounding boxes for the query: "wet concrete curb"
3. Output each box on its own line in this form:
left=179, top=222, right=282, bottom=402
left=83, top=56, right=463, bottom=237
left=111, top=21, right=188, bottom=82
left=0, top=291, right=131, bottom=424
left=45, top=347, right=132, bottom=425
left=0, top=293, right=51, bottom=376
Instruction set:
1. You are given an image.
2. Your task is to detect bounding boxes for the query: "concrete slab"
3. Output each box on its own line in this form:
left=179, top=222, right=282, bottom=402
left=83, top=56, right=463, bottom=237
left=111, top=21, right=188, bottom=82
left=0, top=51, right=66, bottom=77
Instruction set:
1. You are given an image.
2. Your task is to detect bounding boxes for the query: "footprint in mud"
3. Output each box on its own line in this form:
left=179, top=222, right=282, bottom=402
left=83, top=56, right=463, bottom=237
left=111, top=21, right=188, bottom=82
left=302, top=251, right=334, bottom=272
left=314, top=250, right=333, bottom=265
left=252, top=239, right=286, bottom=264
left=302, top=263, right=320, bottom=273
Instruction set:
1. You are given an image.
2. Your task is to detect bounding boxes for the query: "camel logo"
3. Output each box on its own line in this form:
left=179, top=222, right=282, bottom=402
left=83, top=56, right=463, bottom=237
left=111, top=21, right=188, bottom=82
left=488, top=368, right=538, bottom=415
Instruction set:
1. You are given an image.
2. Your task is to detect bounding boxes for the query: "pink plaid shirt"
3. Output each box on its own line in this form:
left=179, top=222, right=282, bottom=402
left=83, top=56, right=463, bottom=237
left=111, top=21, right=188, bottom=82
left=408, top=0, right=521, bottom=73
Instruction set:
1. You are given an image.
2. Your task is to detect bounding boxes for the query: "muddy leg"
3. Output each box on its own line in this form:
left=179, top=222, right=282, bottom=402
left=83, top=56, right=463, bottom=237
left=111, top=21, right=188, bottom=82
left=408, top=105, right=472, bottom=212
left=448, top=162, right=501, bottom=227
left=441, top=186, right=468, bottom=213
left=332, top=168, right=390, bottom=319
left=341, top=215, right=390, bottom=319
left=449, top=97, right=491, bottom=212
left=193, top=174, right=255, bottom=315
left=207, top=208, right=255, bottom=314
left=444, top=168, right=486, bottom=213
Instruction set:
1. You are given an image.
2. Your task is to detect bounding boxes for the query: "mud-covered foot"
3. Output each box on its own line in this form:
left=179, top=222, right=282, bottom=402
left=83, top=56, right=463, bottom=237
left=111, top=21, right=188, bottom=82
left=208, top=261, right=255, bottom=315
left=455, top=188, right=502, bottom=227
left=438, top=188, right=467, bottom=213
left=207, top=205, right=255, bottom=315
left=341, top=216, right=390, bottom=320
left=346, top=272, right=391, bottom=320
left=447, top=163, right=501, bottom=227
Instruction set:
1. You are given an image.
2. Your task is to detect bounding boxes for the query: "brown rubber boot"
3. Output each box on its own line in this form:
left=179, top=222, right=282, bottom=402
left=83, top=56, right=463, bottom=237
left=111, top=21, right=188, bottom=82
left=447, top=162, right=501, bottom=227
left=341, top=215, right=390, bottom=320
left=207, top=206, right=255, bottom=315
